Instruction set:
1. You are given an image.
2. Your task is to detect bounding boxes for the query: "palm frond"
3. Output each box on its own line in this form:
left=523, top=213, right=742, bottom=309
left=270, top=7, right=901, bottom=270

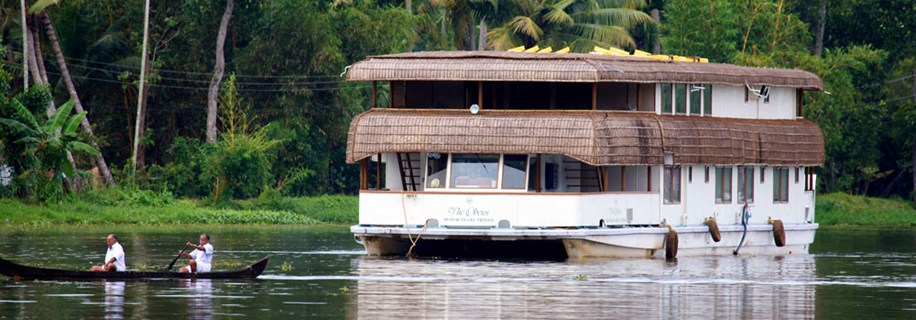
left=563, top=23, right=635, bottom=47
left=0, top=118, right=37, bottom=136
left=508, top=16, right=544, bottom=41
left=45, top=100, right=74, bottom=136
left=28, top=0, right=60, bottom=14
left=487, top=26, right=523, bottom=50
left=543, top=1, right=575, bottom=25
left=8, top=99, right=40, bottom=131
left=63, top=111, right=87, bottom=136
left=68, top=141, right=101, bottom=157
left=595, top=0, right=647, bottom=10
left=570, top=8, right=653, bottom=28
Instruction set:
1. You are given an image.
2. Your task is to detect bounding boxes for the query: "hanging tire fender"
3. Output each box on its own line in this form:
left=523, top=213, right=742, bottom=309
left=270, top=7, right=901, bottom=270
left=665, top=225, right=678, bottom=259
left=705, top=218, right=721, bottom=242
left=770, top=219, right=786, bottom=247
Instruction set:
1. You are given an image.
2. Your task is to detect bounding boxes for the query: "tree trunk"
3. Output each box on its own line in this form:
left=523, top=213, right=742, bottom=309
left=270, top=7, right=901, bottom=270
left=477, top=18, right=487, bottom=51
left=468, top=21, right=476, bottom=50
left=26, top=28, right=80, bottom=191
left=206, top=0, right=234, bottom=143
left=30, top=26, right=48, bottom=84
left=135, top=79, right=149, bottom=170
left=25, top=30, right=42, bottom=87
left=813, top=0, right=827, bottom=56
left=405, top=0, right=412, bottom=14
left=20, top=0, right=28, bottom=89
left=912, top=144, right=915, bottom=204
left=40, top=11, right=115, bottom=186
left=651, top=9, right=661, bottom=54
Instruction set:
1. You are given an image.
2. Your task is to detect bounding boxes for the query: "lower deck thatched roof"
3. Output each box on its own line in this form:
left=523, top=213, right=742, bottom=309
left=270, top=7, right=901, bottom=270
left=346, top=109, right=824, bottom=167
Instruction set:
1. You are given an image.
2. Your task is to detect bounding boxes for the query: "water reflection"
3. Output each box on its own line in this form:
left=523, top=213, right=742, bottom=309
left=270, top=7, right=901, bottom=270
left=104, top=281, right=125, bottom=319
left=349, top=255, right=818, bottom=319
left=179, top=279, right=214, bottom=320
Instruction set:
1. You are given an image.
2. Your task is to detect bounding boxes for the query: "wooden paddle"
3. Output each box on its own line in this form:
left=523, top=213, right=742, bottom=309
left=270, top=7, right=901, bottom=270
left=166, top=244, right=190, bottom=272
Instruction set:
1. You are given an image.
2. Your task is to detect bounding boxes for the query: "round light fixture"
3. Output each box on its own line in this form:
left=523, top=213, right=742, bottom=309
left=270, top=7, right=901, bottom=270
left=469, top=104, right=480, bottom=115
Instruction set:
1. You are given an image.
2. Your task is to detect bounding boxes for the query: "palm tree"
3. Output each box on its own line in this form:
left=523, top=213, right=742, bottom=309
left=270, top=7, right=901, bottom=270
left=28, top=0, right=115, bottom=185
left=487, top=0, right=653, bottom=52
left=0, top=98, right=100, bottom=188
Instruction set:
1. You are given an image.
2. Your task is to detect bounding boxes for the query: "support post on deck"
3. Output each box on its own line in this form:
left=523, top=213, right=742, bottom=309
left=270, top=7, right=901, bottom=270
left=372, top=81, right=378, bottom=108
left=796, top=88, right=803, bottom=117
left=621, top=166, right=627, bottom=191
left=535, top=154, right=542, bottom=192
left=591, top=83, right=598, bottom=110
left=647, top=166, right=652, bottom=191
left=359, top=159, right=369, bottom=190
left=601, top=167, right=609, bottom=192
left=478, top=81, right=484, bottom=107
left=375, top=153, right=382, bottom=189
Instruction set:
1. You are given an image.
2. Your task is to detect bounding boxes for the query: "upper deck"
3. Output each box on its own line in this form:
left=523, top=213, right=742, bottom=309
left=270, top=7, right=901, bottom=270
left=345, top=51, right=823, bottom=121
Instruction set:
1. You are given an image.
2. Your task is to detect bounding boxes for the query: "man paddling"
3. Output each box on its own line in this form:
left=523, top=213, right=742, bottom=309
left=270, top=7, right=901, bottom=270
left=91, top=234, right=126, bottom=272
left=179, top=233, right=214, bottom=273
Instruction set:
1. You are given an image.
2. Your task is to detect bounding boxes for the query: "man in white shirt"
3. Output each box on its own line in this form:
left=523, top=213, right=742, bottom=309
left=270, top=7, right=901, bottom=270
left=91, top=234, right=126, bottom=272
left=179, top=233, right=214, bottom=273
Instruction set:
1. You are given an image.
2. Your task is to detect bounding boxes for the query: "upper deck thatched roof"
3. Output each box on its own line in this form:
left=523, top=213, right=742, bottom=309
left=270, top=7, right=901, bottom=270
left=345, top=51, right=824, bottom=91
left=345, top=109, right=825, bottom=167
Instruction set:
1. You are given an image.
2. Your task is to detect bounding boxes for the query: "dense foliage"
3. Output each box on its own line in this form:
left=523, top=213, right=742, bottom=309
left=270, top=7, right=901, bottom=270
left=0, top=0, right=913, bottom=203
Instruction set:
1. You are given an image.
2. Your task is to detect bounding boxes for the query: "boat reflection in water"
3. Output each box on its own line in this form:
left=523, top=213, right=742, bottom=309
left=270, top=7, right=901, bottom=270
left=348, top=255, right=816, bottom=319
left=104, top=281, right=125, bottom=320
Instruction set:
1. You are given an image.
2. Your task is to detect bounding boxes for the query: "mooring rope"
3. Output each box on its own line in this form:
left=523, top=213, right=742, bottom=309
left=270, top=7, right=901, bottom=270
left=401, top=192, right=427, bottom=258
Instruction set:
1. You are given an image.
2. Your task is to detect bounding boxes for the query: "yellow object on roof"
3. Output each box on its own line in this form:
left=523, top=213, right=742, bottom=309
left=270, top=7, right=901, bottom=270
left=506, top=45, right=708, bottom=63
left=632, top=49, right=652, bottom=57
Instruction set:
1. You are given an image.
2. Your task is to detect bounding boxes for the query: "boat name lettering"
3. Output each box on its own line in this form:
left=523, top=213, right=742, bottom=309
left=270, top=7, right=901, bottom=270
left=448, top=207, right=490, bottom=217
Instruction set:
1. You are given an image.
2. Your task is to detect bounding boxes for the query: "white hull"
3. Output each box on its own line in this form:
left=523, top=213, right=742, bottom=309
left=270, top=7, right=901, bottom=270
left=352, top=223, right=817, bottom=259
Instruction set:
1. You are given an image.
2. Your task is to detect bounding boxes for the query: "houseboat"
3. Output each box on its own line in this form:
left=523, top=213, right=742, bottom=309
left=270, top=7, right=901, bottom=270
left=344, top=49, right=824, bottom=259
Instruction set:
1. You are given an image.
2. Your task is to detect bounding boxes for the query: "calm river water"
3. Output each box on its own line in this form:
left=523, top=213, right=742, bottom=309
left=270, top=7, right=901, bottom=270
left=0, top=225, right=912, bottom=319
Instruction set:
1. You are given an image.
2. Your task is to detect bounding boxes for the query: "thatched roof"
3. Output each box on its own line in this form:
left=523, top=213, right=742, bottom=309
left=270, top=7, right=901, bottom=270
left=346, top=109, right=824, bottom=167
left=346, top=51, right=824, bottom=91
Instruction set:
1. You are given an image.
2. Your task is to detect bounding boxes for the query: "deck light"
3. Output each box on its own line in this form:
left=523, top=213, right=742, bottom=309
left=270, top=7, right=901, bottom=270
left=470, top=104, right=480, bottom=115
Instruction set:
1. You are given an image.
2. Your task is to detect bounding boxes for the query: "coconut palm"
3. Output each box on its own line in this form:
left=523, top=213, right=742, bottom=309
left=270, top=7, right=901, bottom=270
left=487, top=0, right=653, bottom=52
left=28, top=0, right=115, bottom=185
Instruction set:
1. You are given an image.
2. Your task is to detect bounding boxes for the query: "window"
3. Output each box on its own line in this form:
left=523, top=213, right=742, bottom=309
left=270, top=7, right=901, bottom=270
left=688, top=167, right=693, bottom=183
left=450, top=154, right=499, bottom=189
left=426, top=153, right=448, bottom=188
left=773, top=167, right=789, bottom=202
left=737, top=167, right=754, bottom=203
left=664, top=166, right=681, bottom=204
left=689, top=85, right=702, bottom=115
left=795, top=167, right=800, bottom=184
left=761, top=167, right=766, bottom=183
left=502, top=154, right=528, bottom=189
left=715, top=167, right=732, bottom=203
left=661, top=84, right=672, bottom=113
left=675, top=84, right=687, bottom=114
left=703, top=84, right=712, bottom=115
left=804, top=167, right=815, bottom=191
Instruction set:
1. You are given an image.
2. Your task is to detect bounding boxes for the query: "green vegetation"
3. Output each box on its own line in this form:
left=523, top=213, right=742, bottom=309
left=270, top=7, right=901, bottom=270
left=0, top=188, right=357, bottom=226
left=816, top=193, right=916, bottom=226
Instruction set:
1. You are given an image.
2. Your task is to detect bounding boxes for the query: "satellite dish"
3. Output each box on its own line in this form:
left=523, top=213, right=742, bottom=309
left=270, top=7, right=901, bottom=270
left=470, top=104, right=480, bottom=115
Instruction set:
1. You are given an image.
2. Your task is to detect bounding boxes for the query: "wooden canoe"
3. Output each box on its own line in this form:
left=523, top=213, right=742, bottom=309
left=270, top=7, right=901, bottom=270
left=0, top=256, right=268, bottom=281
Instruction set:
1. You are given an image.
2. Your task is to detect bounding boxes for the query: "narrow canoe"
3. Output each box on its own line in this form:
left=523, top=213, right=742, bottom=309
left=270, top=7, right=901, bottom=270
left=0, top=256, right=268, bottom=280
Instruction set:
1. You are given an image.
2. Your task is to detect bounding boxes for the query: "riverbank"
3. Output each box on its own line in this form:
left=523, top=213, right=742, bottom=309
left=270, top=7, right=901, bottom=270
left=816, top=193, right=916, bottom=226
left=0, top=192, right=358, bottom=226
